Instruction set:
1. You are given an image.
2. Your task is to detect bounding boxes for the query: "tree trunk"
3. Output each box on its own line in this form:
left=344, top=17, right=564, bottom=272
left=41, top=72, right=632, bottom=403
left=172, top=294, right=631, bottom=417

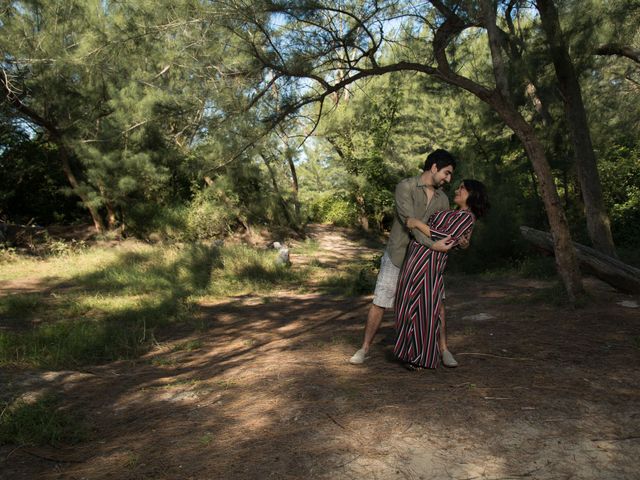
left=260, top=154, right=294, bottom=226
left=491, top=101, right=584, bottom=301
left=285, top=149, right=301, bottom=221
left=1, top=75, right=106, bottom=233
left=521, top=226, right=640, bottom=293
left=355, top=194, right=369, bottom=231
left=59, top=146, right=106, bottom=233
left=477, top=1, right=584, bottom=301
left=537, top=0, right=617, bottom=258
left=98, top=183, right=118, bottom=230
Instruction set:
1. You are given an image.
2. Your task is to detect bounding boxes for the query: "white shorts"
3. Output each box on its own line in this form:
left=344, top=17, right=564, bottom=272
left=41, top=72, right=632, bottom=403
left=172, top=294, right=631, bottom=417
left=372, top=250, right=446, bottom=309
left=372, top=251, right=400, bottom=309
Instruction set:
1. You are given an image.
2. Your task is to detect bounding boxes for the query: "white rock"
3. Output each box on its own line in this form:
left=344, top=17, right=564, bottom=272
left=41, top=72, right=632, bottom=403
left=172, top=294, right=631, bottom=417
left=618, top=300, right=639, bottom=308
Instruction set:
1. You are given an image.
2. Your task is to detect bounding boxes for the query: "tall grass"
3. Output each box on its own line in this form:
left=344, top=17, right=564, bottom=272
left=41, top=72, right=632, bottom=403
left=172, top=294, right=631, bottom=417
left=207, top=244, right=308, bottom=296
left=0, top=242, right=310, bottom=369
left=0, top=394, right=88, bottom=446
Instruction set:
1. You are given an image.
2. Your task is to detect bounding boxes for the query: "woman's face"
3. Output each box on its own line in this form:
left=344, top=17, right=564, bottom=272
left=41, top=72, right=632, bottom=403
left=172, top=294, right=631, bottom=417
left=453, top=183, right=469, bottom=207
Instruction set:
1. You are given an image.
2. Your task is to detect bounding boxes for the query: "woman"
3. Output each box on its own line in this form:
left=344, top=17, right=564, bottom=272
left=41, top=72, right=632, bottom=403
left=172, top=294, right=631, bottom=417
left=393, top=179, right=489, bottom=369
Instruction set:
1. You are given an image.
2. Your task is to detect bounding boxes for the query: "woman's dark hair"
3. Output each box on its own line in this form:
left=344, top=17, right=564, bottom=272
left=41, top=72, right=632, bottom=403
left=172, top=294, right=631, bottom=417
left=463, top=179, right=490, bottom=218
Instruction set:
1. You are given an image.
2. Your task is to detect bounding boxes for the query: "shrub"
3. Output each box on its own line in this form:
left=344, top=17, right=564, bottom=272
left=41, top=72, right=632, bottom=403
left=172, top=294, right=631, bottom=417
left=186, top=187, right=239, bottom=240
left=304, top=192, right=358, bottom=226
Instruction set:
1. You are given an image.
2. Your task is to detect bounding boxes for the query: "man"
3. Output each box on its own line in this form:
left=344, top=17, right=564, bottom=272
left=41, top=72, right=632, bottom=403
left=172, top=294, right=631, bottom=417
left=349, top=149, right=461, bottom=367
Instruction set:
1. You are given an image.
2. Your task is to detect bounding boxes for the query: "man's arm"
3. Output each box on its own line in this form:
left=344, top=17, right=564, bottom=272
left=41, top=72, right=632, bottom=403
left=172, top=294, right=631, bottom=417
left=394, top=181, right=436, bottom=248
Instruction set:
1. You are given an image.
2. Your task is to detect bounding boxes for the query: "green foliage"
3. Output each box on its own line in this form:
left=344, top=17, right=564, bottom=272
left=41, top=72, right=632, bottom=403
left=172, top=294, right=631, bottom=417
left=304, top=192, right=358, bottom=226
left=1, top=0, right=639, bottom=272
left=598, top=145, right=640, bottom=247
left=0, top=135, right=85, bottom=224
left=0, top=395, right=89, bottom=446
left=185, top=187, right=238, bottom=240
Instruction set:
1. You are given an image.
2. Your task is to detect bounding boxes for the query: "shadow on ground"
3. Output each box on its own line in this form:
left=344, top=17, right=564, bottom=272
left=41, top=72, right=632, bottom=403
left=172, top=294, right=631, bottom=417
left=1, top=272, right=639, bottom=479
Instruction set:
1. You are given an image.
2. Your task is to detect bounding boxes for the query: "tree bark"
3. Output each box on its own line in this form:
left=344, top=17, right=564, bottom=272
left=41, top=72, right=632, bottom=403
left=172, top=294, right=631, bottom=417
left=260, top=154, right=294, bottom=227
left=496, top=107, right=584, bottom=302
left=355, top=193, right=369, bottom=231
left=521, top=226, right=640, bottom=293
left=479, top=0, right=584, bottom=300
left=537, top=0, right=617, bottom=258
left=285, top=149, right=301, bottom=221
left=1, top=72, right=106, bottom=233
left=595, top=44, right=640, bottom=64
left=59, top=146, right=106, bottom=233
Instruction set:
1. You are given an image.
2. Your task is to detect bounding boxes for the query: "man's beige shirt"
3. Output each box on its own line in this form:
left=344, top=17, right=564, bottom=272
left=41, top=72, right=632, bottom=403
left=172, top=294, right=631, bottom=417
left=386, top=175, right=450, bottom=267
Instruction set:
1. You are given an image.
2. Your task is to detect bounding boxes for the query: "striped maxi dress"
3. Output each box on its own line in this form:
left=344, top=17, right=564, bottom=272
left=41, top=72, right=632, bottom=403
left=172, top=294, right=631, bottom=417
left=393, top=209, right=475, bottom=368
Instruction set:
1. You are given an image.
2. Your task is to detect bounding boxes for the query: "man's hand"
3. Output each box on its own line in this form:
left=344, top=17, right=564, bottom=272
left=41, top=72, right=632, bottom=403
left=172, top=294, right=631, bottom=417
left=430, top=236, right=455, bottom=253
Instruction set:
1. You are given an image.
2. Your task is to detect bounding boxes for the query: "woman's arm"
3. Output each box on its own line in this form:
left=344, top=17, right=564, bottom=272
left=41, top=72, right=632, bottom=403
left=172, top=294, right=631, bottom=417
left=450, top=212, right=475, bottom=247
left=406, top=217, right=431, bottom=237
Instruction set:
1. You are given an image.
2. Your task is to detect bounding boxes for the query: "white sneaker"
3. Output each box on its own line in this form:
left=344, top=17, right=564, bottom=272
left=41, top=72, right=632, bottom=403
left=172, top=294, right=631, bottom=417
left=442, top=350, right=458, bottom=367
left=349, top=348, right=369, bottom=364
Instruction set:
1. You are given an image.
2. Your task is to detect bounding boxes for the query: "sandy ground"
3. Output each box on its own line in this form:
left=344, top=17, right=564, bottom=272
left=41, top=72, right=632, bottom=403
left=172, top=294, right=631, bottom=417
left=1, top=225, right=639, bottom=479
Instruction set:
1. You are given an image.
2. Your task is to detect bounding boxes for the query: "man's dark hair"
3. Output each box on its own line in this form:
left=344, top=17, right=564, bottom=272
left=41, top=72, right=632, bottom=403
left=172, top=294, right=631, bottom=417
left=463, top=179, right=490, bottom=218
left=423, top=149, right=457, bottom=171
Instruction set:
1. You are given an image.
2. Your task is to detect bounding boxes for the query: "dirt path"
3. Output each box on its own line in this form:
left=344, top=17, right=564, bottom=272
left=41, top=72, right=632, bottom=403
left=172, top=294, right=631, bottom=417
left=1, top=226, right=640, bottom=479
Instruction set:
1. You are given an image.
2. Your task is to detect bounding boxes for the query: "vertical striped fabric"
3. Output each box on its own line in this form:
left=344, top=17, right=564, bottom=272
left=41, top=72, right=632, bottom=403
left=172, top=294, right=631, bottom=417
left=393, top=210, right=475, bottom=368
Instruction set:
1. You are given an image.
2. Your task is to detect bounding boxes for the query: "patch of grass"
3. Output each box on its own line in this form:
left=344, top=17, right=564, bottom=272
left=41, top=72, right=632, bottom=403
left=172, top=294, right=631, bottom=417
left=145, top=379, right=201, bottom=391
left=0, top=241, right=312, bottom=369
left=215, top=379, right=239, bottom=389
left=206, top=244, right=310, bottom=297
left=199, top=432, right=214, bottom=446
left=463, top=326, right=477, bottom=336
left=0, top=315, right=155, bottom=368
left=124, top=452, right=140, bottom=469
left=0, top=244, right=217, bottom=369
left=171, top=340, right=202, bottom=352
left=0, top=294, right=43, bottom=320
left=0, top=394, right=89, bottom=446
left=292, top=238, right=321, bottom=255
left=316, top=264, right=376, bottom=296
left=0, top=246, right=19, bottom=263
left=149, top=356, right=178, bottom=367
left=0, top=245, right=127, bottom=282
left=515, top=256, right=558, bottom=280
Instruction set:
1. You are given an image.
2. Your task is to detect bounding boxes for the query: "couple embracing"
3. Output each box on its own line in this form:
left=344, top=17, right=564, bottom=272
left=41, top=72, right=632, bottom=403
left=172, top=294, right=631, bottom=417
left=349, top=149, right=490, bottom=370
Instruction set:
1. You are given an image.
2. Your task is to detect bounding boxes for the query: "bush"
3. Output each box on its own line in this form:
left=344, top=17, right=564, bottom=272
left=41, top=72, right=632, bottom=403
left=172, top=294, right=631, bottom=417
left=304, top=192, right=358, bottom=226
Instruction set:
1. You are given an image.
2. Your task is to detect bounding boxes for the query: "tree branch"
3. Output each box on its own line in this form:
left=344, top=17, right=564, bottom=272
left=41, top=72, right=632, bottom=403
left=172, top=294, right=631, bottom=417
left=595, top=43, right=640, bottom=64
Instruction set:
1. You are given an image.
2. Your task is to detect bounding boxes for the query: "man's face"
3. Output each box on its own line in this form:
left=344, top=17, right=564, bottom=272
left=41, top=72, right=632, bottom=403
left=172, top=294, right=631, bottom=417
left=431, top=165, right=454, bottom=187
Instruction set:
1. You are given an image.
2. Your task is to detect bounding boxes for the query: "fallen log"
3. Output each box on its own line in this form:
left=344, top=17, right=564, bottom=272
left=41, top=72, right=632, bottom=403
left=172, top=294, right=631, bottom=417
left=520, top=226, right=640, bottom=293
